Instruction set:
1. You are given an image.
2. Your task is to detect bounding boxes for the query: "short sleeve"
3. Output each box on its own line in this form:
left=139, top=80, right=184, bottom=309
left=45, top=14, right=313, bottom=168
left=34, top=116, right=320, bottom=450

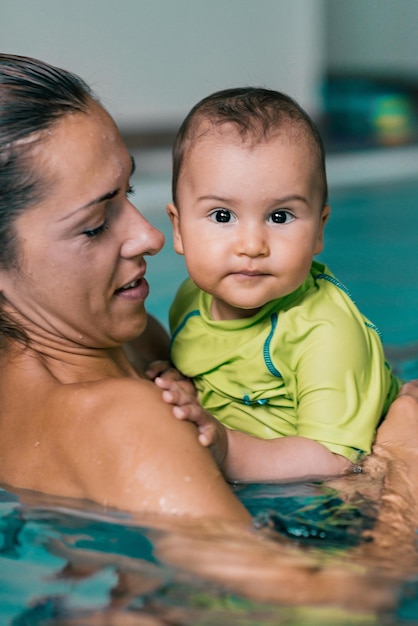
left=288, top=304, right=396, bottom=461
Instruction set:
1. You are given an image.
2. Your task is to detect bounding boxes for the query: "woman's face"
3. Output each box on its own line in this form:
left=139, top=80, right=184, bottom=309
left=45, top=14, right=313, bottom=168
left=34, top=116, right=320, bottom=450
left=0, top=102, right=165, bottom=349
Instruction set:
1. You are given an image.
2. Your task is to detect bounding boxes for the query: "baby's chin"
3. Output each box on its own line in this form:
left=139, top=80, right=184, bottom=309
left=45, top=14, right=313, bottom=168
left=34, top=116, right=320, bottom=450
left=210, top=298, right=263, bottom=321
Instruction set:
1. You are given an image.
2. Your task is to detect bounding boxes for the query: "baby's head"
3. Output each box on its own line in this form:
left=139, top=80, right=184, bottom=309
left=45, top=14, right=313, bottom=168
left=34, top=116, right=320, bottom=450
left=168, top=87, right=330, bottom=320
left=172, top=87, right=327, bottom=208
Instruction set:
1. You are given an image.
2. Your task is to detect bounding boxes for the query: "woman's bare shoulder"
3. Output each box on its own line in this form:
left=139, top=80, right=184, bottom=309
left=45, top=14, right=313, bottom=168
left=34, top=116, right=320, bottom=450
left=50, top=376, right=175, bottom=456
left=53, top=375, right=163, bottom=417
left=47, top=377, right=250, bottom=522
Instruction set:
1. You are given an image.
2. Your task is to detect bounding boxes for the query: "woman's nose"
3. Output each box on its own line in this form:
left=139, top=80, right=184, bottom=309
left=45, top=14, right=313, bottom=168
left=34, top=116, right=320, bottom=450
left=120, top=203, right=165, bottom=258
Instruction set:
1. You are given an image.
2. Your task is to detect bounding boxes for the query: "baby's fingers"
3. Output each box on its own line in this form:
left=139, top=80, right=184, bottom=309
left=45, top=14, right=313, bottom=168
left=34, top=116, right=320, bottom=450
left=146, top=360, right=172, bottom=380
left=154, top=374, right=196, bottom=398
left=172, top=405, right=217, bottom=447
left=155, top=377, right=196, bottom=408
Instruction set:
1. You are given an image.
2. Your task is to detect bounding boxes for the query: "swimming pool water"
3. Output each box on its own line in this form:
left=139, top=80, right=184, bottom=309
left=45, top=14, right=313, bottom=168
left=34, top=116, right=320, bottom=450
left=0, top=479, right=416, bottom=625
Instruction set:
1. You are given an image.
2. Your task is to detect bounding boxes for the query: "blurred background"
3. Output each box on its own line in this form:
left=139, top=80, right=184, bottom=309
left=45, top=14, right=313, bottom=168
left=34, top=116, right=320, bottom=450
left=2, top=0, right=418, bottom=183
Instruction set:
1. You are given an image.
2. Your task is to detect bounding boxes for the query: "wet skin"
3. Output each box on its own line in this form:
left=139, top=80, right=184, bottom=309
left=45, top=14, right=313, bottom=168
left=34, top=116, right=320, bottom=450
left=0, top=103, right=250, bottom=522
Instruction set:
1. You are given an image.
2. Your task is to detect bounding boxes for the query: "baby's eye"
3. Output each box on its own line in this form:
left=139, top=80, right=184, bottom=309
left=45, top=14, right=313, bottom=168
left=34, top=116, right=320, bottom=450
left=209, top=209, right=236, bottom=223
left=269, top=210, right=295, bottom=224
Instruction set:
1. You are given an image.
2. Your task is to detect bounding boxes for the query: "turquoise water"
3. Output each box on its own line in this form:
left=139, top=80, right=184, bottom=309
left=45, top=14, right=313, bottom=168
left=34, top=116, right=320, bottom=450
left=1, top=177, right=418, bottom=624
left=0, top=483, right=393, bottom=624
left=0, top=480, right=416, bottom=624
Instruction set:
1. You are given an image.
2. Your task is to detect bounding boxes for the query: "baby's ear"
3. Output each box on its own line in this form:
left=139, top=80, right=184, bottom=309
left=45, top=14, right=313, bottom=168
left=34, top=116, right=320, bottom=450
left=314, top=204, right=331, bottom=255
left=321, top=204, right=331, bottom=225
left=166, top=203, right=184, bottom=255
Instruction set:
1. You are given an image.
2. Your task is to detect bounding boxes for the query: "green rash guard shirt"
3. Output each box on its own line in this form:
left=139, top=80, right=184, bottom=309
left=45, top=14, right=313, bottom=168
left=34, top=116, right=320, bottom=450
left=169, top=261, right=401, bottom=462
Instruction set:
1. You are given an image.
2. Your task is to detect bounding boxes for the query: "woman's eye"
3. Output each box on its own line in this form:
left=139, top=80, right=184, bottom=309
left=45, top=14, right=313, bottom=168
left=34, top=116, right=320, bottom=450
left=269, top=210, right=294, bottom=224
left=126, top=183, right=135, bottom=197
left=83, top=220, right=109, bottom=238
left=209, top=209, right=235, bottom=223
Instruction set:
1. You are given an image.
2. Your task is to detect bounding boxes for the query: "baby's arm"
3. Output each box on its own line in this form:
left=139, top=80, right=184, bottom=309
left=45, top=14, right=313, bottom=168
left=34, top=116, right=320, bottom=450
left=154, top=376, right=351, bottom=481
left=223, top=431, right=351, bottom=482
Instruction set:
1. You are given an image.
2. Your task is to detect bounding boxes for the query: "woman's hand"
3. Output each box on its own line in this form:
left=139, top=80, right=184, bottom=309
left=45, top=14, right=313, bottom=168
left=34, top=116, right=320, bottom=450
left=398, top=379, right=418, bottom=402
left=375, top=379, right=418, bottom=449
left=153, top=374, right=228, bottom=469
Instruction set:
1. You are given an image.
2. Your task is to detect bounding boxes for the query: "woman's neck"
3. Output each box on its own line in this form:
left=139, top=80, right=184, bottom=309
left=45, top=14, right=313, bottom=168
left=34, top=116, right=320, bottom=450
left=3, top=337, right=141, bottom=384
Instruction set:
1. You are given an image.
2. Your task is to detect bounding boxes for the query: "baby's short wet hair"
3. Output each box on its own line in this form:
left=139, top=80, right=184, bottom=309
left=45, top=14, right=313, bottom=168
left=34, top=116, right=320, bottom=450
left=172, top=87, right=328, bottom=207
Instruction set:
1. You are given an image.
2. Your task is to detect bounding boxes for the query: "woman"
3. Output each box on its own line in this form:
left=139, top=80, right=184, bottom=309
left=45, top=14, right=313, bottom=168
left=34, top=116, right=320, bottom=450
left=0, top=53, right=417, bottom=528
left=0, top=53, right=249, bottom=522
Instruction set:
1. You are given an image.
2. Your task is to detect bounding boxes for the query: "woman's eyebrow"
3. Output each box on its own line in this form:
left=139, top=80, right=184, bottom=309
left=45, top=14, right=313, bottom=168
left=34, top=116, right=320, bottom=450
left=82, top=188, right=119, bottom=210
left=80, top=157, right=136, bottom=210
left=61, top=156, right=137, bottom=220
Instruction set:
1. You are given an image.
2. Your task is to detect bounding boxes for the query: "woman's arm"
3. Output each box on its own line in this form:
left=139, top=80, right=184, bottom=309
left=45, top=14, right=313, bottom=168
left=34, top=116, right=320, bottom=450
left=374, top=380, right=418, bottom=453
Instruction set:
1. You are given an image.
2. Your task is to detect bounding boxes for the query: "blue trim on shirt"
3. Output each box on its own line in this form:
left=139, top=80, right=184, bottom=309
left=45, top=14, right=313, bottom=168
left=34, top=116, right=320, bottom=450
left=315, top=273, right=383, bottom=339
left=315, top=273, right=355, bottom=301
left=242, top=394, right=269, bottom=406
left=263, top=312, right=282, bottom=378
left=170, top=309, right=201, bottom=349
left=365, top=321, right=382, bottom=338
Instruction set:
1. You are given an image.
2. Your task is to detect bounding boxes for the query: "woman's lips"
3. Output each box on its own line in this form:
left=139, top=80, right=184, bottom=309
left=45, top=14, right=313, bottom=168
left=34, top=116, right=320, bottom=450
left=115, top=277, right=149, bottom=301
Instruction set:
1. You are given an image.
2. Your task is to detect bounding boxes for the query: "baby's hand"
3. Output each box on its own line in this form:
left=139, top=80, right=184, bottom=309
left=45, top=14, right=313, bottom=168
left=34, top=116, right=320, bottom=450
left=154, top=375, right=227, bottom=468
left=146, top=360, right=179, bottom=381
left=146, top=360, right=197, bottom=396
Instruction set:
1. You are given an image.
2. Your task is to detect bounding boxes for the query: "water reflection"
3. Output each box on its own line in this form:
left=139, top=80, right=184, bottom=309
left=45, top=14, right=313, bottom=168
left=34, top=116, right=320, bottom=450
left=2, top=445, right=418, bottom=626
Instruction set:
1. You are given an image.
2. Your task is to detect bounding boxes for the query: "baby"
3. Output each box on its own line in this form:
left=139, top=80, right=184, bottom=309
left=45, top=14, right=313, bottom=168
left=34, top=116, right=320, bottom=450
left=155, top=87, right=400, bottom=482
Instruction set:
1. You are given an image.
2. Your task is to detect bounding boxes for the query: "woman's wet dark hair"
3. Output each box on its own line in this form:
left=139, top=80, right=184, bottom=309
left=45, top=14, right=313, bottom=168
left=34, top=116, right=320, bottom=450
left=172, top=86, right=328, bottom=207
left=0, top=54, right=95, bottom=343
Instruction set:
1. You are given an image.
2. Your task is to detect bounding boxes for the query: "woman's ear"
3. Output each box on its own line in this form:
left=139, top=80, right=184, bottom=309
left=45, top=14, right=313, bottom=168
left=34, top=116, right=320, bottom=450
left=166, top=203, right=184, bottom=255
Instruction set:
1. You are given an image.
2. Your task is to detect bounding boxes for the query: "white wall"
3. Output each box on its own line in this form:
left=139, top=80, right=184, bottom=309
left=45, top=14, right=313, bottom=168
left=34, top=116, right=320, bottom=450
left=0, top=0, right=326, bottom=131
left=325, top=0, right=418, bottom=73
